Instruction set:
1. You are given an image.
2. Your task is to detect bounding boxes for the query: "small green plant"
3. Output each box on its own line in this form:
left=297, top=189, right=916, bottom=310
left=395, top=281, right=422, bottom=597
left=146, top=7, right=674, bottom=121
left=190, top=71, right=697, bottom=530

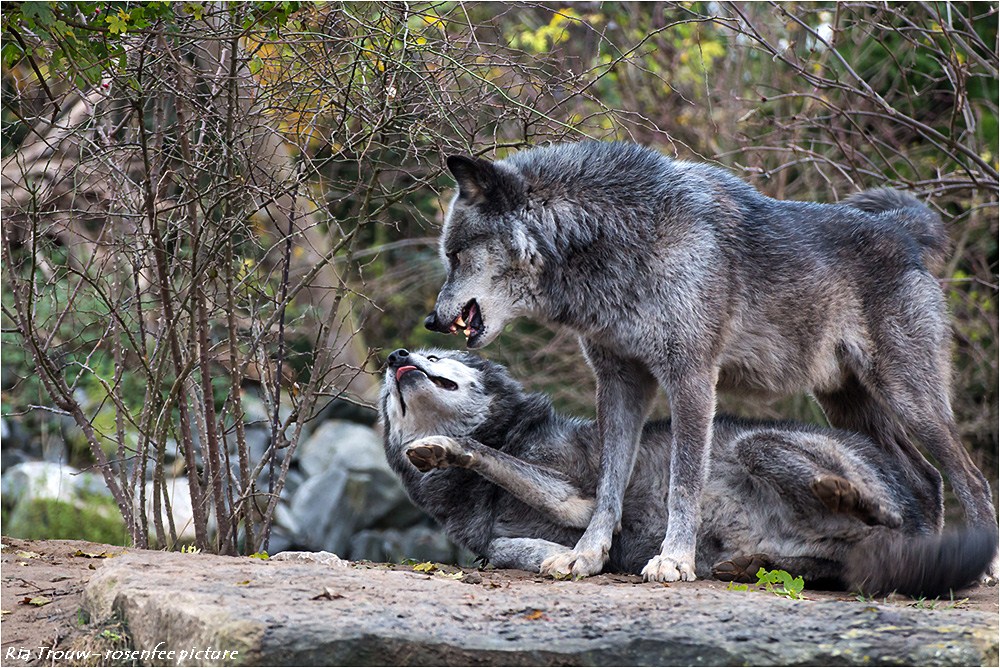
left=910, top=594, right=969, bottom=610
left=249, top=551, right=269, bottom=560
left=179, top=545, right=201, bottom=555
left=100, top=629, right=125, bottom=643
left=726, top=581, right=750, bottom=592
left=754, top=567, right=805, bottom=600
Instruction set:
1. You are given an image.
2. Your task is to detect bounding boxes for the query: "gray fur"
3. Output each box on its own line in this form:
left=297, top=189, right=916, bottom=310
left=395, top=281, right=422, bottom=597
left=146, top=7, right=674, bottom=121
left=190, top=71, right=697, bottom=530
left=379, top=349, right=995, bottom=596
left=426, top=141, right=997, bottom=581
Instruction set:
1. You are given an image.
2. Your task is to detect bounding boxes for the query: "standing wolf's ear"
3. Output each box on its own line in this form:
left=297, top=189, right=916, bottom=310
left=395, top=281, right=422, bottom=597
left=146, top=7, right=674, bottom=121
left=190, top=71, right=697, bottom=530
left=447, top=155, right=493, bottom=203
left=446, top=155, right=522, bottom=206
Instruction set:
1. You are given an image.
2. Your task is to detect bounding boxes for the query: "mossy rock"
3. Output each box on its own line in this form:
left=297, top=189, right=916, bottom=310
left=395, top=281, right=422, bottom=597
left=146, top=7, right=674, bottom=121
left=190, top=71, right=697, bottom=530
left=6, top=495, right=130, bottom=545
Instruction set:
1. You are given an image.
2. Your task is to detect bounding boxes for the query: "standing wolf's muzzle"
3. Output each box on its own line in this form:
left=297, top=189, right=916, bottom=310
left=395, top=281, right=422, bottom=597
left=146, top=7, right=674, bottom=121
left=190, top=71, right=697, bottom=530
left=424, top=312, right=452, bottom=334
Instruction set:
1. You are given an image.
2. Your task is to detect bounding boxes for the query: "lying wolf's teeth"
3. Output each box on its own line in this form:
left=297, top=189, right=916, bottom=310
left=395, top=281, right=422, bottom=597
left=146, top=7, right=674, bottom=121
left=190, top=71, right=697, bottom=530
left=455, top=316, right=467, bottom=328
left=463, top=327, right=472, bottom=337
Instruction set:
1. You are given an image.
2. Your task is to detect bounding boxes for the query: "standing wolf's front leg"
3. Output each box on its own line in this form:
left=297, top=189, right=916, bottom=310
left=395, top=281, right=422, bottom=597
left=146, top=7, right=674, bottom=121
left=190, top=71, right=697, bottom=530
left=539, top=344, right=658, bottom=578
left=642, top=367, right=717, bottom=582
left=406, top=436, right=595, bottom=528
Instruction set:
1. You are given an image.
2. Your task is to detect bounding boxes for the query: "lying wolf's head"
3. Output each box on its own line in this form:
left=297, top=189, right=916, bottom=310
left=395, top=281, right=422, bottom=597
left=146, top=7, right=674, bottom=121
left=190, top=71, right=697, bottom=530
left=379, top=348, right=543, bottom=446
left=424, top=155, right=544, bottom=349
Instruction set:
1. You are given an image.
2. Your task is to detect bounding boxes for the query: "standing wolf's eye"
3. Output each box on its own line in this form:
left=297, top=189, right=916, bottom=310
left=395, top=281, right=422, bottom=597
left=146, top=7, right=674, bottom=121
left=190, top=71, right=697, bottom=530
left=426, top=355, right=440, bottom=362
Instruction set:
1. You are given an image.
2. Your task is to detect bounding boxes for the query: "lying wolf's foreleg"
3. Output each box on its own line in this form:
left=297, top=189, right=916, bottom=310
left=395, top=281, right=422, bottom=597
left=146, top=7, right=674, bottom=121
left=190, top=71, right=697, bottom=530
left=406, top=436, right=595, bottom=529
left=539, top=346, right=659, bottom=579
left=487, top=537, right=574, bottom=571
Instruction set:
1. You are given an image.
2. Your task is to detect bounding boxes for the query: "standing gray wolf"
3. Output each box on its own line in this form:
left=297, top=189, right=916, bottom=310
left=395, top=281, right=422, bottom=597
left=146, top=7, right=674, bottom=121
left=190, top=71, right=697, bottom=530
left=423, top=141, right=997, bottom=582
left=380, top=348, right=995, bottom=596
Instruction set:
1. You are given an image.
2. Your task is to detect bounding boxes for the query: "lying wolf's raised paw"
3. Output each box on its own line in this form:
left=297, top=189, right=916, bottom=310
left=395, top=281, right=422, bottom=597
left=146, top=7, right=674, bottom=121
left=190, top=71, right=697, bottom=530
left=642, top=552, right=697, bottom=582
left=539, top=547, right=606, bottom=579
left=811, top=475, right=902, bottom=527
left=405, top=436, right=474, bottom=472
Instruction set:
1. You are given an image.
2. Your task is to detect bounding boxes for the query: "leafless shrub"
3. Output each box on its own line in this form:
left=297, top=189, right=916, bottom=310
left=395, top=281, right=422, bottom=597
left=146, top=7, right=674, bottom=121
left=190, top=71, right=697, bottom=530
left=3, top=2, right=995, bottom=552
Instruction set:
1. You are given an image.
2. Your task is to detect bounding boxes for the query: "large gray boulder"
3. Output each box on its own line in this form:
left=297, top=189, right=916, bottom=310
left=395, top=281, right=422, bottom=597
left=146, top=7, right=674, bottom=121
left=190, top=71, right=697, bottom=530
left=279, top=420, right=417, bottom=556
left=81, top=550, right=1000, bottom=667
left=1, top=461, right=107, bottom=505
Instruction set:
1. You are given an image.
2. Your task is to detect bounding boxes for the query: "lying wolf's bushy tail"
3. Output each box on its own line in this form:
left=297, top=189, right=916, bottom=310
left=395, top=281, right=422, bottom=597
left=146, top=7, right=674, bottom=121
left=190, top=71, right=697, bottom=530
left=843, top=188, right=949, bottom=274
left=844, top=527, right=997, bottom=597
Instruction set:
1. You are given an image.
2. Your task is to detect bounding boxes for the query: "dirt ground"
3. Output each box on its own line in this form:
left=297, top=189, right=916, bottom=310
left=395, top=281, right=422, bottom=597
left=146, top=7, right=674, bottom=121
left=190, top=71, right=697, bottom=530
left=1, top=536, right=998, bottom=666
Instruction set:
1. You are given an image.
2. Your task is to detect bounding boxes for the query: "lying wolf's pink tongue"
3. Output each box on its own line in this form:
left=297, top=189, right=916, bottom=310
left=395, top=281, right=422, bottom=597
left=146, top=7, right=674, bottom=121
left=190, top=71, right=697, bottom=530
left=395, top=365, right=418, bottom=381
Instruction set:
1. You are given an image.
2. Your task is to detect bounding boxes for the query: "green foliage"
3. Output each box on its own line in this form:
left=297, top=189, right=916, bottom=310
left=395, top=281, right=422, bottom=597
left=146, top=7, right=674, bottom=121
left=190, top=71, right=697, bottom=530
left=755, top=567, right=805, bottom=600
left=723, top=568, right=806, bottom=599
left=6, top=495, right=129, bottom=545
left=1, top=2, right=301, bottom=88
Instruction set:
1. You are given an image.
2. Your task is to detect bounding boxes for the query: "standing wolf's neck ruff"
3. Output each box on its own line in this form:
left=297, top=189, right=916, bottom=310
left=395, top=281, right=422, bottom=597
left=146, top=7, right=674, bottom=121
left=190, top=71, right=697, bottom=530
left=429, top=140, right=997, bottom=583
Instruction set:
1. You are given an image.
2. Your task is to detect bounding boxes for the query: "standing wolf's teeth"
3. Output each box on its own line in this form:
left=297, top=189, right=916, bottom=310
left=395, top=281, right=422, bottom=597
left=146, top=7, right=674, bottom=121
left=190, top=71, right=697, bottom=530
left=455, top=316, right=467, bottom=328
left=463, top=327, right=472, bottom=337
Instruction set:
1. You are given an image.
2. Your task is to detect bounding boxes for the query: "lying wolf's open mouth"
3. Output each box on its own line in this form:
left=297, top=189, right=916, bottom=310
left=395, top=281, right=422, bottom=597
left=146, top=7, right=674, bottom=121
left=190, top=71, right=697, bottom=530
left=450, top=299, right=484, bottom=347
left=395, top=365, right=458, bottom=390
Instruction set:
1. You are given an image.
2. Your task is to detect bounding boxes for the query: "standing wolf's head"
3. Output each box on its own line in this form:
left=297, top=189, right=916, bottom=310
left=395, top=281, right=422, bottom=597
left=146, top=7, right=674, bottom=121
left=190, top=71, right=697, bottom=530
left=424, top=155, right=545, bottom=349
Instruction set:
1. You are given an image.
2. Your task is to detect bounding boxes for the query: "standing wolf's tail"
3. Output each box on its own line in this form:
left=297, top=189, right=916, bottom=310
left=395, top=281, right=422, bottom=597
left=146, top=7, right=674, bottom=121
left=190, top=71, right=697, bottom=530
left=843, top=188, right=949, bottom=274
left=844, top=527, right=997, bottom=597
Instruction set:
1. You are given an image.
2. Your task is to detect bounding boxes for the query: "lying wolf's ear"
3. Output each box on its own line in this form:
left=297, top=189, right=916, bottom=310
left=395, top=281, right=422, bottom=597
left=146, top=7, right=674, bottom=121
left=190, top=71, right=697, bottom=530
left=447, top=155, right=520, bottom=206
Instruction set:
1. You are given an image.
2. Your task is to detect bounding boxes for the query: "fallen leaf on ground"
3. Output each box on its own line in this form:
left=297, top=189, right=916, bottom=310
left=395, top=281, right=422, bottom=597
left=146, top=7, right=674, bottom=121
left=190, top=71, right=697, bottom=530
left=412, top=562, right=436, bottom=573
left=73, top=549, right=115, bottom=558
left=1, top=610, right=12, bottom=615
left=15, top=550, right=41, bottom=559
left=311, top=587, right=345, bottom=601
left=21, top=596, right=51, bottom=607
left=524, top=609, right=547, bottom=620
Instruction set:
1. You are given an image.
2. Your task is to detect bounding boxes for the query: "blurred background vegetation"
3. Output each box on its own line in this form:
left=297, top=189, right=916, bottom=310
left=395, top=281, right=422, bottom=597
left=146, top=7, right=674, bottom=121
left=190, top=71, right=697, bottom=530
left=1, top=1, right=996, bottom=551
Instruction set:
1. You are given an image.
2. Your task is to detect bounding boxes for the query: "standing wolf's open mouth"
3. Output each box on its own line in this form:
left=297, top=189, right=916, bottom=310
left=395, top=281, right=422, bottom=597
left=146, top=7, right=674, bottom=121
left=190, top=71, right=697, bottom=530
left=450, top=299, right=484, bottom=347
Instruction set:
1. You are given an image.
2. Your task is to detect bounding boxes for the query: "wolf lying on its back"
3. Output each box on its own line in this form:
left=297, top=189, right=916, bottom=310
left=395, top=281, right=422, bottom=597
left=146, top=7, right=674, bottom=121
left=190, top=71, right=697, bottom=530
left=425, top=141, right=997, bottom=582
left=380, top=348, right=994, bottom=596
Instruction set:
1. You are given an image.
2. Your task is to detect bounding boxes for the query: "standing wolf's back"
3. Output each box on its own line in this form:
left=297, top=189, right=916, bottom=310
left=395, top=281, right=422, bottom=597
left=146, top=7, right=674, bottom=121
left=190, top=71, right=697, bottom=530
left=842, top=188, right=949, bottom=274
left=503, top=142, right=946, bottom=274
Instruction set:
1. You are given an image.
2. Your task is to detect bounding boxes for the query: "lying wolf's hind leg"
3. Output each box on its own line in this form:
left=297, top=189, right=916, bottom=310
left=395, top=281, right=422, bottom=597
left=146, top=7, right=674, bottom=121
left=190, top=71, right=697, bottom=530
left=712, top=554, right=773, bottom=582
left=811, top=475, right=902, bottom=528
left=713, top=554, right=843, bottom=586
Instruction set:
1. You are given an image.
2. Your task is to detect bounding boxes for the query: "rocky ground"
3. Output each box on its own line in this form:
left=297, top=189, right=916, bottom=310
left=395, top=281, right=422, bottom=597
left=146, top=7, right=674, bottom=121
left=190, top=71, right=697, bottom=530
left=2, top=537, right=997, bottom=667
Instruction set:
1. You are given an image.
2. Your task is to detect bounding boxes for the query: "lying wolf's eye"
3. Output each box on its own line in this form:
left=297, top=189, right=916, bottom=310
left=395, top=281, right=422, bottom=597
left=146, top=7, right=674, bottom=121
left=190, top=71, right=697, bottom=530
left=426, top=355, right=439, bottom=362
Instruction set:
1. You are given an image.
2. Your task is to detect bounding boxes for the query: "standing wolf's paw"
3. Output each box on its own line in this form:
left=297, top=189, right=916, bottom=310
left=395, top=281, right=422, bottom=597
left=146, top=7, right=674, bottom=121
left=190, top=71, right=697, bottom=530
left=539, top=548, right=606, bottom=579
left=405, top=436, right=474, bottom=472
left=642, top=552, right=697, bottom=582
left=984, top=553, right=999, bottom=587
